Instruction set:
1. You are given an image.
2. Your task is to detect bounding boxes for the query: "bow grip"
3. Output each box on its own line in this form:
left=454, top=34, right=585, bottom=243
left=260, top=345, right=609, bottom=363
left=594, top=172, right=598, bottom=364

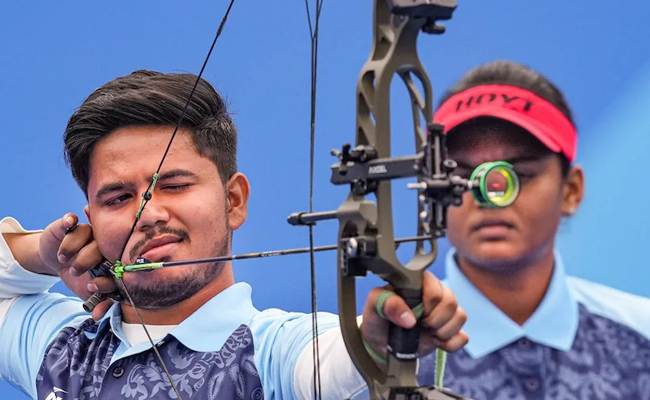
left=387, top=288, right=422, bottom=360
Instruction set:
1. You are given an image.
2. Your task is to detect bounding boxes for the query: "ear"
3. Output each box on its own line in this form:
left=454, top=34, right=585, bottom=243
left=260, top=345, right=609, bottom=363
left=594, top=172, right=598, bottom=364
left=225, top=172, right=250, bottom=230
left=84, top=205, right=92, bottom=224
left=561, top=165, right=585, bottom=217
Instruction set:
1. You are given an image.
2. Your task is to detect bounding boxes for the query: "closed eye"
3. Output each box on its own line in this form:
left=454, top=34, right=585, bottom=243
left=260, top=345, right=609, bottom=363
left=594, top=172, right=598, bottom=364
left=161, top=184, right=190, bottom=192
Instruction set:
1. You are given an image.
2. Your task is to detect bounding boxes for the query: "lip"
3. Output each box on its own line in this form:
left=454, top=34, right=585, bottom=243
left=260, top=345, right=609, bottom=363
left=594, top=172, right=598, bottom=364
left=472, top=219, right=514, bottom=230
left=140, top=243, right=179, bottom=263
left=137, top=235, right=183, bottom=261
left=471, top=219, right=515, bottom=237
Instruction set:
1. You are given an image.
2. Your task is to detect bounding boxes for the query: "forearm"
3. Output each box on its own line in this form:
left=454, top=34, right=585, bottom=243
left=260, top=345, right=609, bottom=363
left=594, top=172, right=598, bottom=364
left=0, top=217, right=59, bottom=299
left=2, top=232, right=53, bottom=276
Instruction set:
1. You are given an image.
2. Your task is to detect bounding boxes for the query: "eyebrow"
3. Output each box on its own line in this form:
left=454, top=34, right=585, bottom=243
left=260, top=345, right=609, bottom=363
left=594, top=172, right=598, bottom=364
left=503, top=155, right=546, bottom=164
left=94, top=169, right=199, bottom=202
left=156, top=169, right=199, bottom=182
left=95, top=181, right=134, bottom=202
left=454, top=155, right=545, bottom=170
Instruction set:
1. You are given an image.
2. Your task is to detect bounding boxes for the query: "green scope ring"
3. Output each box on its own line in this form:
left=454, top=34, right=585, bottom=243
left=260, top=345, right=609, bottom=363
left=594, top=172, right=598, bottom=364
left=469, top=161, right=520, bottom=208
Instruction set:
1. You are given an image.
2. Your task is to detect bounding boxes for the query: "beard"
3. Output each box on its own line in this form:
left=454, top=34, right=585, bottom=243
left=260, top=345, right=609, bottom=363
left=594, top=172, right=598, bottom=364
left=119, top=226, right=231, bottom=310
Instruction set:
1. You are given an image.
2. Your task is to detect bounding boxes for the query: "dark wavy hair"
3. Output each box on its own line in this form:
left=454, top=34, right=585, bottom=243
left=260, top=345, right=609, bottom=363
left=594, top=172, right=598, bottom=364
left=64, top=70, right=237, bottom=196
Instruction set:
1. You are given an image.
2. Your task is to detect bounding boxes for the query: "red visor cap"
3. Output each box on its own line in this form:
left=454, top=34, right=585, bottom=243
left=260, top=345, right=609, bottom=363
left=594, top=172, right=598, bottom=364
left=433, top=84, right=577, bottom=162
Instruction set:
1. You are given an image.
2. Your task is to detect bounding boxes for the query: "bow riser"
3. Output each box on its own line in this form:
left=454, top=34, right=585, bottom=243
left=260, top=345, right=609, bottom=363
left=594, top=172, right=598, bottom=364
left=335, top=2, right=471, bottom=400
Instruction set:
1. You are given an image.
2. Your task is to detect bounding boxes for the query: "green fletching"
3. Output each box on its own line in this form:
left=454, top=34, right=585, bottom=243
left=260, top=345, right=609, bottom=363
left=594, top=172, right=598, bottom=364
left=124, top=262, right=164, bottom=272
left=112, top=261, right=125, bottom=279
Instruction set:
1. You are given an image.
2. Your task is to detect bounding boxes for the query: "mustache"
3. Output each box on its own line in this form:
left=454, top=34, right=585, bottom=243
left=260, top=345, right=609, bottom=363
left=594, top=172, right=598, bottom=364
left=128, top=226, right=191, bottom=261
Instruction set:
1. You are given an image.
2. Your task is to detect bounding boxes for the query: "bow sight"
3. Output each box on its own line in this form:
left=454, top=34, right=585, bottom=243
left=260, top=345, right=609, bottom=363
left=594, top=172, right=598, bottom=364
left=289, top=1, right=518, bottom=400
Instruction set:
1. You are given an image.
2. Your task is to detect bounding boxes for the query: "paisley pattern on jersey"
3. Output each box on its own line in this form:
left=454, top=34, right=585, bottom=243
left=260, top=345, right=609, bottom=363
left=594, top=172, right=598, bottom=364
left=36, top=320, right=263, bottom=400
left=419, top=304, right=650, bottom=400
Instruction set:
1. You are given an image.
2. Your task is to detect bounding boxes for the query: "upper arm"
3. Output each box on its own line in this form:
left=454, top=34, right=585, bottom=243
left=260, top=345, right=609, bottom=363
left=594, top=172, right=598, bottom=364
left=0, top=292, right=88, bottom=398
left=0, top=218, right=90, bottom=397
left=249, top=309, right=341, bottom=400
left=293, top=325, right=367, bottom=400
left=568, top=276, right=650, bottom=339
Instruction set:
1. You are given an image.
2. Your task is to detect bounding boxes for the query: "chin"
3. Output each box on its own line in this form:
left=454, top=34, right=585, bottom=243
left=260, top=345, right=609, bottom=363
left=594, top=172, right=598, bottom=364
left=119, top=262, right=224, bottom=309
left=459, top=242, right=529, bottom=272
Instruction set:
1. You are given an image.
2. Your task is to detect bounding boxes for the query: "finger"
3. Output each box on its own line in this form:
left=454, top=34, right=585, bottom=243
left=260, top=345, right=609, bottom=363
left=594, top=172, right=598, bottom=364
left=91, top=298, right=115, bottom=321
left=58, top=267, right=94, bottom=299
left=421, top=285, right=458, bottom=331
left=40, top=214, right=80, bottom=267
left=63, top=215, right=79, bottom=234
left=57, top=224, right=93, bottom=264
left=83, top=292, right=108, bottom=313
left=431, top=306, right=467, bottom=342
left=57, top=213, right=79, bottom=241
left=363, top=286, right=391, bottom=316
left=421, top=270, right=444, bottom=316
left=68, top=241, right=103, bottom=276
left=361, top=287, right=391, bottom=353
left=86, top=277, right=119, bottom=294
left=380, top=291, right=417, bottom=329
left=436, top=331, right=469, bottom=353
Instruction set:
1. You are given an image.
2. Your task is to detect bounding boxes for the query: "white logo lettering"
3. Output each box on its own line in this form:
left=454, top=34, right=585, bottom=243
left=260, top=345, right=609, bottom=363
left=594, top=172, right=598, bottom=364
left=45, top=387, right=67, bottom=400
left=368, top=165, right=387, bottom=174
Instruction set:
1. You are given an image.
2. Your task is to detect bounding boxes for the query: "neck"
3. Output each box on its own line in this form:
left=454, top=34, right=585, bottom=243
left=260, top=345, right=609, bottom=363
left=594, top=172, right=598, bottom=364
left=120, top=265, right=236, bottom=325
left=457, top=248, right=555, bottom=325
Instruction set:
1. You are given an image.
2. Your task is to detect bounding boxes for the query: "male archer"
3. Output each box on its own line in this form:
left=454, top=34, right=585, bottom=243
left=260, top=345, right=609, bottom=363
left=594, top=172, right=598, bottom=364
left=0, top=70, right=468, bottom=400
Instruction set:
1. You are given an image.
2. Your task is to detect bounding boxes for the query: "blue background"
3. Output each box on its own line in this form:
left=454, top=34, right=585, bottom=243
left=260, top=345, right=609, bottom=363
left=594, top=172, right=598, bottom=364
left=1, top=1, right=649, bottom=398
